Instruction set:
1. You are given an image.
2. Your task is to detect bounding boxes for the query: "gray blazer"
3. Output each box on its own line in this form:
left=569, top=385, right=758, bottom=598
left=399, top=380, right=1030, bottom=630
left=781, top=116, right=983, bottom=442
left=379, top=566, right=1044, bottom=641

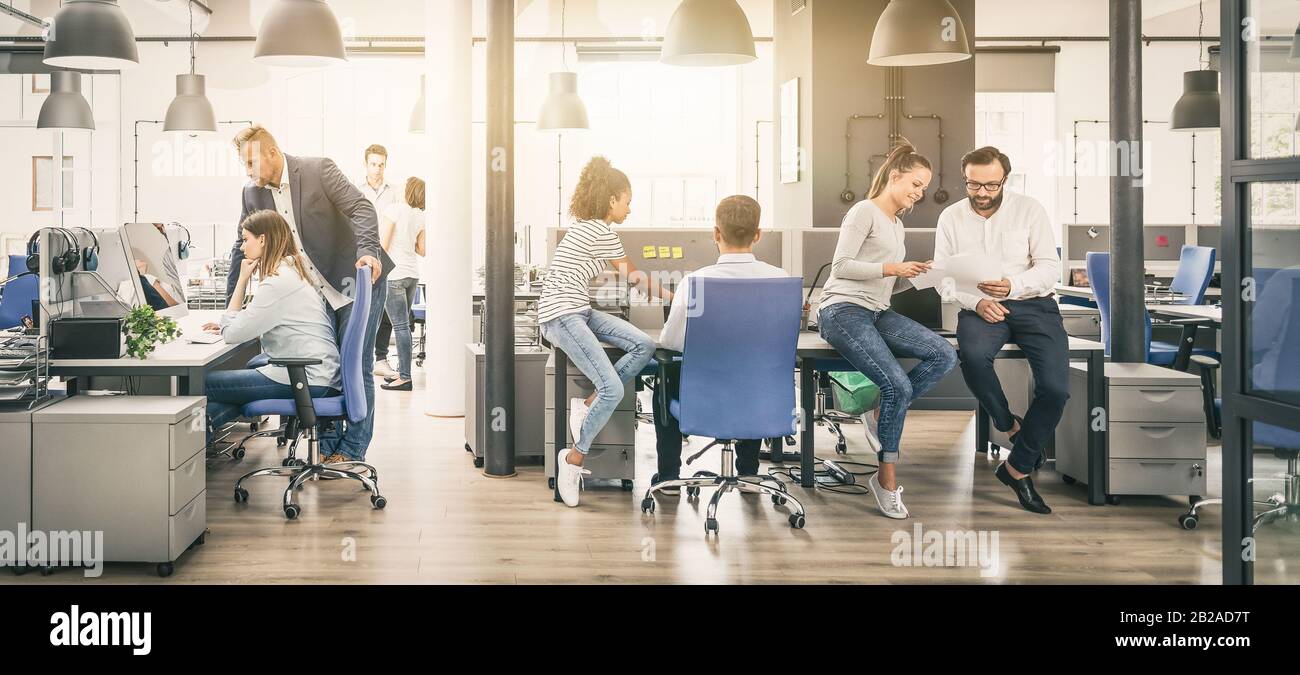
left=227, top=154, right=394, bottom=300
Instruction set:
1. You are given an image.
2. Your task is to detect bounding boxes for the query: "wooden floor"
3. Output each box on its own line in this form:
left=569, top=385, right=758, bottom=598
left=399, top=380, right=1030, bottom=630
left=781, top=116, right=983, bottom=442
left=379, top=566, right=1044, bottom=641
left=5, top=370, right=1297, bottom=585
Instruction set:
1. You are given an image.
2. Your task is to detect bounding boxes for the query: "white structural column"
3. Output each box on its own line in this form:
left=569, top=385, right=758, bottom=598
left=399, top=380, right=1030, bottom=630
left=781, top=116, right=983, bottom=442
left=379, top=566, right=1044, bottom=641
left=420, top=0, right=473, bottom=416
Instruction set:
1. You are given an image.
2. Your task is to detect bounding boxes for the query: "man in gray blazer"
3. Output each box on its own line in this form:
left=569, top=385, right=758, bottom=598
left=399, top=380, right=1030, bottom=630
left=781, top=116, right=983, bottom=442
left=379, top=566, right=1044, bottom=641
left=230, top=125, right=394, bottom=463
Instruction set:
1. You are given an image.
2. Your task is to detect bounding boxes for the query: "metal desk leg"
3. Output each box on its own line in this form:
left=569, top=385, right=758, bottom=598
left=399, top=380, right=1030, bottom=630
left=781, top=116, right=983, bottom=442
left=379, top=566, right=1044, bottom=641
left=553, top=349, right=567, bottom=503
left=975, top=402, right=990, bottom=455
left=1086, top=349, right=1107, bottom=506
left=182, top=367, right=205, bottom=397
left=800, top=357, right=815, bottom=489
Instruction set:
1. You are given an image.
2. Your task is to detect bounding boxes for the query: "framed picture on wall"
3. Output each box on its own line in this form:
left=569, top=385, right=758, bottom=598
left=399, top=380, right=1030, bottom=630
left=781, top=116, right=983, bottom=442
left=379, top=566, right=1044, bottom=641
left=32, top=156, right=74, bottom=212
left=31, top=74, right=49, bottom=94
left=780, top=78, right=800, bottom=184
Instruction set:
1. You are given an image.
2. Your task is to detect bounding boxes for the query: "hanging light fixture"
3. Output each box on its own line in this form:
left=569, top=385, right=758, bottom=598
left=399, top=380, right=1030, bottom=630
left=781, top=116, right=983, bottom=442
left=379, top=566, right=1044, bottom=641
left=38, top=71, right=95, bottom=131
left=410, top=74, right=426, bottom=134
left=253, top=0, right=347, bottom=67
left=538, top=0, right=589, bottom=131
left=1170, top=0, right=1220, bottom=132
left=661, top=0, right=756, bottom=67
left=1289, top=21, right=1300, bottom=61
left=867, top=0, right=971, bottom=67
left=165, top=1, right=216, bottom=134
left=43, top=0, right=139, bottom=71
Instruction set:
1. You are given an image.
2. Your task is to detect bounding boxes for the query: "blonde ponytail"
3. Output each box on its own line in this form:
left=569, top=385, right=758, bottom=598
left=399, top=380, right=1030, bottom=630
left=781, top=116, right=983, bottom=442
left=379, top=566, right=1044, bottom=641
left=867, top=139, right=932, bottom=200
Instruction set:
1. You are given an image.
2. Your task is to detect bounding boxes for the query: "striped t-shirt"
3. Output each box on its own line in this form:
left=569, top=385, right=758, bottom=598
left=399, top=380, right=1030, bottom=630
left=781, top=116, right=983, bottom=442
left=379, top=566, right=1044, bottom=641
left=539, top=219, right=627, bottom=324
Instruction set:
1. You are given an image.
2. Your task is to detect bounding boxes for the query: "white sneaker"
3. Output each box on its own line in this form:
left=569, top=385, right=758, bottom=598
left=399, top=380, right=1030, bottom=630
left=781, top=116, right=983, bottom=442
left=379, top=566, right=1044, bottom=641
left=373, top=361, right=397, bottom=379
left=868, top=471, right=909, bottom=519
left=860, top=407, right=882, bottom=454
left=556, top=448, right=590, bottom=507
left=568, top=398, right=590, bottom=446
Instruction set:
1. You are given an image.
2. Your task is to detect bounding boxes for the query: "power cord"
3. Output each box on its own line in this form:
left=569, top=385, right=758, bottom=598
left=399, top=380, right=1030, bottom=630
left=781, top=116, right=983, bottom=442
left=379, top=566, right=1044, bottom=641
left=765, top=455, right=877, bottom=496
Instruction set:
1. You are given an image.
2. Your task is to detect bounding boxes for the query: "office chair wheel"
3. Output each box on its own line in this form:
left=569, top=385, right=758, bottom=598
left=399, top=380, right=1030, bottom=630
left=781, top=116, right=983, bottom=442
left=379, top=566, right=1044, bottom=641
left=1062, top=475, right=1076, bottom=485
left=233, top=488, right=249, bottom=503
left=772, top=494, right=788, bottom=506
left=705, top=518, right=719, bottom=534
left=548, top=477, right=556, bottom=490
left=156, top=563, right=174, bottom=578
left=1179, top=514, right=1199, bottom=530
left=371, top=495, right=388, bottom=510
left=835, top=440, right=847, bottom=455
left=641, top=497, right=655, bottom=514
left=789, top=514, right=806, bottom=529
left=284, top=504, right=301, bottom=520
left=233, top=447, right=246, bottom=460
left=686, top=486, right=701, bottom=500
left=250, top=420, right=260, bottom=431
left=621, top=479, right=634, bottom=491
left=473, top=457, right=484, bottom=468
left=1106, top=495, right=1121, bottom=506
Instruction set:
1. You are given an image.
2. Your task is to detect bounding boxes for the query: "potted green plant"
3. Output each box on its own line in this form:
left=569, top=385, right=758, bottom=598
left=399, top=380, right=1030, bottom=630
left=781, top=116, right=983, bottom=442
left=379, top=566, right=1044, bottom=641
left=122, top=306, right=182, bottom=360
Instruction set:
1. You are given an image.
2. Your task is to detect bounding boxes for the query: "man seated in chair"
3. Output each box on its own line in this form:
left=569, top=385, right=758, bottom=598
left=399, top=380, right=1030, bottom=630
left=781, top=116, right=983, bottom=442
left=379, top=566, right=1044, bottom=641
left=653, top=195, right=786, bottom=493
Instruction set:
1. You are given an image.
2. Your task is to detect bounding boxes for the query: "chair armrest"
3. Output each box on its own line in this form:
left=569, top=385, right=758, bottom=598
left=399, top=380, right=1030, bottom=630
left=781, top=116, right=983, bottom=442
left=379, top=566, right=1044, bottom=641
left=653, top=348, right=682, bottom=366
left=1191, top=354, right=1220, bottom=371
left=1169, top=317, right=1213, bottom=326
left=268, top=358, right=324, bottom=367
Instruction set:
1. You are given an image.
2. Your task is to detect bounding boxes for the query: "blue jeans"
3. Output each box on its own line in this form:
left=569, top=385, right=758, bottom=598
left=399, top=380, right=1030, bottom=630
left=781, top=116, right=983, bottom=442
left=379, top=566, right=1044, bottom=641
left=205, top=368, right=337, bottom=443
left=384, top=277, right=419, bottom=380
left=541, top=309, right=655, bottom=454
left=320, top=276, right=389, bottom=462
left=818, top=303, right=958, bottom=463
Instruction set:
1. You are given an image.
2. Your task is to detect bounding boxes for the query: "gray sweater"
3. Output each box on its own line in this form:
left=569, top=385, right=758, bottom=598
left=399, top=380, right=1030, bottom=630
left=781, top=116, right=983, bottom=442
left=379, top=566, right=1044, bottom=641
left=819, top=199, right=907, bottom=312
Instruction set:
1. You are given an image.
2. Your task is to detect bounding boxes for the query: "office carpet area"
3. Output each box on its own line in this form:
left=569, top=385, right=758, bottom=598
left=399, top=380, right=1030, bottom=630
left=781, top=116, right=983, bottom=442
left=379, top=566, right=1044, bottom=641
left=5, top=370, right=1296, bottom=585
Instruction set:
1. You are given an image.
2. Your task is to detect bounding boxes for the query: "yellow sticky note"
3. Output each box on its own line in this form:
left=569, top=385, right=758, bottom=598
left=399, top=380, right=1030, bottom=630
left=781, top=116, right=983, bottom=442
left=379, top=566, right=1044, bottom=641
left=643, top=245, right=658, bottom=259
left=658, top=246, right=671, bottom=258
left=672, top=247, right=684, bottom=259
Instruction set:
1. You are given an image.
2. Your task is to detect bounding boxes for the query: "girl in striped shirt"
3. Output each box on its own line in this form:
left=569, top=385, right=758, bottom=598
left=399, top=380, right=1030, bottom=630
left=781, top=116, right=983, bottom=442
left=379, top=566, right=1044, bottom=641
left=541, top=157, right=672, bottom=507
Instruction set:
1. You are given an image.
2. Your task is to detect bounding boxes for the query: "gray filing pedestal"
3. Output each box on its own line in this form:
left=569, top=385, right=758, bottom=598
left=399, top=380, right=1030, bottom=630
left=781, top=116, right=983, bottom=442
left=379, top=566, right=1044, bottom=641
left=1056, top=363, right=1207, bottom=499
left=33, top=396, right=208, bottom=577
left=0, top=400, right=61, bottom=551
left=545, top=351, right=637, bottom=490
left=464, top=343, right=549, bottom=465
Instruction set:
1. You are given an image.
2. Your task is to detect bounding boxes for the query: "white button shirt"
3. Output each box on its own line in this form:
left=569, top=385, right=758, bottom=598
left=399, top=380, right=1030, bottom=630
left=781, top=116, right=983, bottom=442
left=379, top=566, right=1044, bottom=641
left=360, top=180, right=396, bottom=215
left=934, top=190, right=1061, bottom=311
left=267, top=159, right=351, bottom=311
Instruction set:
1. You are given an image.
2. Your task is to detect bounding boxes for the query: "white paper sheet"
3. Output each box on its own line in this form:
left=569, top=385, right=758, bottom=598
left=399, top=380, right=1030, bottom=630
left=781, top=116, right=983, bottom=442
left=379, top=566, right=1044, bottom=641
left=910, top=253, right=1004, bottom=299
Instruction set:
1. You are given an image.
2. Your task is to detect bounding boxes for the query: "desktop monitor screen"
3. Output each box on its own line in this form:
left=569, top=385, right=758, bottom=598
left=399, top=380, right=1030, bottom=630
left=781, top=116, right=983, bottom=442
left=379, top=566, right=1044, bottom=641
left=123, top=223, right=188, bottom=319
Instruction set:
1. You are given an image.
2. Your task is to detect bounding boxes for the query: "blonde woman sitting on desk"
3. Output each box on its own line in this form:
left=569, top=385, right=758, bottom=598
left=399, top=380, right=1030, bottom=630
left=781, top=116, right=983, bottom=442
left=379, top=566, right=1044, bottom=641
left=201, top=210, right=341, bottom=447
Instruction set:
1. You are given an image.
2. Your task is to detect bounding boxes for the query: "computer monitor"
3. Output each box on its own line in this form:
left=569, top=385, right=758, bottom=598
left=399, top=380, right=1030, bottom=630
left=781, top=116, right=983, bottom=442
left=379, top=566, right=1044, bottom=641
left=75, top=227, right=145, bottom=314
left=122, top=223, right=188, bottom=319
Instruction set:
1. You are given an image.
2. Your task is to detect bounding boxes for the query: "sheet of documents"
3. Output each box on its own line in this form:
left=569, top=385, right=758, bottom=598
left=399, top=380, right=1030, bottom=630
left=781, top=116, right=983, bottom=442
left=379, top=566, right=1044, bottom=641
left=910, top=252, right=1004, bottom=299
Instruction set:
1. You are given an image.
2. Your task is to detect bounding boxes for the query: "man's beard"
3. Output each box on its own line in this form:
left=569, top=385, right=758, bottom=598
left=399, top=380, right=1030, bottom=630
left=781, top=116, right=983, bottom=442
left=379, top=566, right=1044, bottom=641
left=970, top=191, right=1004, bottom=212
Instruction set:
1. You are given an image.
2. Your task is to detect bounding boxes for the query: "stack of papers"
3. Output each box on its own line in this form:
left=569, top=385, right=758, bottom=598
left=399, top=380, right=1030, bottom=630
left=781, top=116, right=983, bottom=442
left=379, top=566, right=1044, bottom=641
left=910, top=253, right=1003, bottom=299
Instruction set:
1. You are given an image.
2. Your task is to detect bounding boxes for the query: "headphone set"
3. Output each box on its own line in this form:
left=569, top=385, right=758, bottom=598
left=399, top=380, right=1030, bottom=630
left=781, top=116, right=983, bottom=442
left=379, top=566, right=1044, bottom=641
left=166, top=222, right=193, bottom=261
left=26, top=226, right=98, bottom=275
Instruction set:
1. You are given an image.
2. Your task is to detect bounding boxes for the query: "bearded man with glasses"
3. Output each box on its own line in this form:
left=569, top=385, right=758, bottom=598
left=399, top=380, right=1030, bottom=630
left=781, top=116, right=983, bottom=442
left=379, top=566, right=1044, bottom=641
left=935, top=146, right=1067, bottom=516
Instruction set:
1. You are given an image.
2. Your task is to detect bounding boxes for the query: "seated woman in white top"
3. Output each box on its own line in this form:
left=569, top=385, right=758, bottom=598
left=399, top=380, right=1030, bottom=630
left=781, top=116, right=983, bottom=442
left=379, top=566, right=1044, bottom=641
left=201, top=209, right=342, bottom=440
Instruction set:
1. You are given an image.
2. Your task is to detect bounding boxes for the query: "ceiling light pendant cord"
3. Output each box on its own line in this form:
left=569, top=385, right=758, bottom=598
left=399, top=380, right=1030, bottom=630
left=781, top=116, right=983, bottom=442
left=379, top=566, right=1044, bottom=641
left=188, top=0, right=197, bottom=74
left=561, top=0, right=569, bottom=72
left=1197, top=0, right=1206, bottom=71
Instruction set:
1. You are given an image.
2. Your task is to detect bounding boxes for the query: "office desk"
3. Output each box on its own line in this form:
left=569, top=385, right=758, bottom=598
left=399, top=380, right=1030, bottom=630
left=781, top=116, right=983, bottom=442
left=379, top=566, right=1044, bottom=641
left=1055, top=284, right=1222, bottom=302
left=1150, top=304, right=1222, bottom=326
left=550, top=329, right=1110, bottom=505
left=50, top=310, right=259, bottom=396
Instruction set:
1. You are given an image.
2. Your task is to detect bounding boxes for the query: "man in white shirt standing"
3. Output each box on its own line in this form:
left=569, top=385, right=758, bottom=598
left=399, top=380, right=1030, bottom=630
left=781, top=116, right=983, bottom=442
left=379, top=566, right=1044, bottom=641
left=358, top=144, right=399, bottom=379
left=935, top=146, right=1066, bottom=515
left=654, top=196, right=786, bottom=490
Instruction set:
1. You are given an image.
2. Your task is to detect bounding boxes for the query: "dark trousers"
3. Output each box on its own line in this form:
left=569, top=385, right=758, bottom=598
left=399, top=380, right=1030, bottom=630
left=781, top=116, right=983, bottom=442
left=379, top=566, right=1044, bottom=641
left=375, top=311, right=393, bottom=363
left=956, top=296, right=1070, bottom=474
left=652, top=364, right=761, bottom=479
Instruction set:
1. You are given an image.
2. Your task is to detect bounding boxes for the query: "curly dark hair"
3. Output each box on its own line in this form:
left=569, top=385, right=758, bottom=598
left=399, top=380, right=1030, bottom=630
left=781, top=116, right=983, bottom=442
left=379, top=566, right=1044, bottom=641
left=569, top=156, right=630, bottom=221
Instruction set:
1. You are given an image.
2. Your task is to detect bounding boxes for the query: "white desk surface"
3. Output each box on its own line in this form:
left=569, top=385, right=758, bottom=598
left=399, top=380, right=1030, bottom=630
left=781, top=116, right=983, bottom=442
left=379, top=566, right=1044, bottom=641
left=50, top=310, right=254, bottom=369
left=1056, top=284, right=1221, bottom=299
left=1150, top=304, right=1223, bottom=323
left=637, top=329, right=1103, bottom=357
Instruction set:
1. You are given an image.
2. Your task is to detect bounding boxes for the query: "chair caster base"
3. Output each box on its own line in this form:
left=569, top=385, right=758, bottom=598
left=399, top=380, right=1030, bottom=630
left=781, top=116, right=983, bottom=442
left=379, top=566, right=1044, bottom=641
left=371, top=494, right=387, bottom=509
left=284, top=504, right=301, bottom=520
left=705, top=518, right=719, bottom=534
left=234, top=487, right=249, bottom=503
left=789, top=514, right=806, bottom=529
left=641, top=497, right=655, bottom=514
left=1179, top=514, right=1199, bottom=530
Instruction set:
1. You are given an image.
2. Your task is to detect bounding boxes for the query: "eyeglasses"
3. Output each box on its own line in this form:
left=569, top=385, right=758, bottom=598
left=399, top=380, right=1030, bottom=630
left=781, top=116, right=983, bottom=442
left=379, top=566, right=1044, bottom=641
left=964, top=179, right=1006, bottom=193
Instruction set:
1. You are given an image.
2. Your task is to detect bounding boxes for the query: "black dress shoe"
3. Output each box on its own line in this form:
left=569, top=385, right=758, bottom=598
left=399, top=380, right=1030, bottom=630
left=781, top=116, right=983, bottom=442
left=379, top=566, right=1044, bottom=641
left=381, top=379, right=413, bottom=391
left=995, top=462, right=1052, bottom=514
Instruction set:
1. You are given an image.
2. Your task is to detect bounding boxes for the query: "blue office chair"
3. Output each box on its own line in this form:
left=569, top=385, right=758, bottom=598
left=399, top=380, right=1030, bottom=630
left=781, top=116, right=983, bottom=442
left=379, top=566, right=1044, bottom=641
left=1087, top=252, right=1217, bottom=369
left=640, top=277, right=806, bottom=534
left=1183, top=270, right=1300, bottom=530
left=412, top=283, right=426, bottom=367
left=1163, top=245, right=1216, bottom=305
left=0, top=255, right=39, bottom=330
left=232, top=267, right=386, bottom=520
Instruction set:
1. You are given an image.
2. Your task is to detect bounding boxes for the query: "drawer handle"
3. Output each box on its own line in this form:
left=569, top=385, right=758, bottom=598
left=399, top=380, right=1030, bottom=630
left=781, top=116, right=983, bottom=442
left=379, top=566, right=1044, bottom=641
left=1137, top=461, right=1177, bottom=466
left=185, top=459, right=199, bottom=477
left=1138, top=426, right=1176, bottom=438
left=1137, top=389, right=1177, bottom=402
